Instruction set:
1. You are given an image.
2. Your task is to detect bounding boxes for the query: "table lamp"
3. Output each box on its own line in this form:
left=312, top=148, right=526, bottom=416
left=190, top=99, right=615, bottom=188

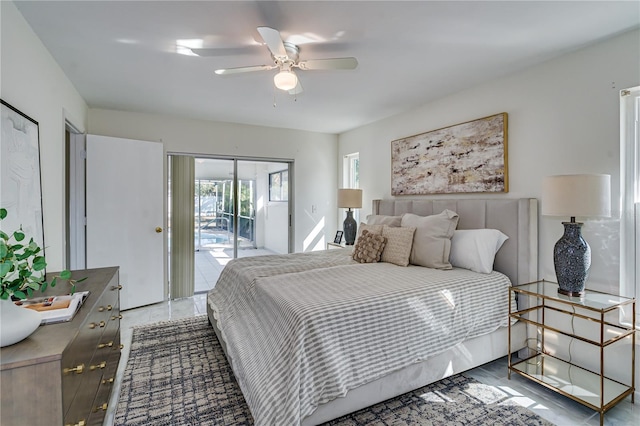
left=337, top=188, right=362, bottom=245
left=541, top=174, right=611, bottom=296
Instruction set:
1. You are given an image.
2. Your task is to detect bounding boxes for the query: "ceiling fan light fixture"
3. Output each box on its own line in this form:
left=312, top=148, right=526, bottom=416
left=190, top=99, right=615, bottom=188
left=274, top=70, right=298, bottom=91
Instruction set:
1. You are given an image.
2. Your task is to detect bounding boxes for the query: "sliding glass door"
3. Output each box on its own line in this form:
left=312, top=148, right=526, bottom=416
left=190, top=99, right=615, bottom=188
left=187, top=157, right=292, bottom=293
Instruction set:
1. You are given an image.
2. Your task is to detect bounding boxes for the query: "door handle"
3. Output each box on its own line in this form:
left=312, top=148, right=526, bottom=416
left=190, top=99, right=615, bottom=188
left=155, top=227, right=163, bottom=233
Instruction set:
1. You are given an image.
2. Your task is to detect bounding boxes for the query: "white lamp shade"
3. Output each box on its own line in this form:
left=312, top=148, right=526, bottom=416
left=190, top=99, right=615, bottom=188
left=274, top=70, right=298, bottom=91
left=541, top=174, right=611, bottom=218
left=337, top=188, right=362, bottom=209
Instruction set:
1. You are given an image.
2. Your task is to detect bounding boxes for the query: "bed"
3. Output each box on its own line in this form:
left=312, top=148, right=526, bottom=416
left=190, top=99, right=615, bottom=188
left=207, top=198, right=538, bottom=425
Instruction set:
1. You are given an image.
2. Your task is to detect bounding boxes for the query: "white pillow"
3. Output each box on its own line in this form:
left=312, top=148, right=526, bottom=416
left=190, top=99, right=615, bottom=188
left=449, top=229, right=509, bottom=274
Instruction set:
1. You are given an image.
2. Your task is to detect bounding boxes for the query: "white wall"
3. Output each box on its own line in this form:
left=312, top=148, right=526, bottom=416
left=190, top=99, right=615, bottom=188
left=1, top=1, right=88, bottom=272
left=88, top=109, right=337, bottom=254
left=339, top=29, right=640, bottom=295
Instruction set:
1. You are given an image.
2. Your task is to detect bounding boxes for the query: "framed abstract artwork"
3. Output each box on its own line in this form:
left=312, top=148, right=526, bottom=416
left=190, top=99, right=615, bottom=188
left=391, top=113, right=508, bottom=195
left=0, top=100, right=44, bottom=252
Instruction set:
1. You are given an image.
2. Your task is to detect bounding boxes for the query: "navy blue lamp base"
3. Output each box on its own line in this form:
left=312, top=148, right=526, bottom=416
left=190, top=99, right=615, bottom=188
left=553, top=221, right=591, bottom=297
left=343, top=210, right=357, bottom=245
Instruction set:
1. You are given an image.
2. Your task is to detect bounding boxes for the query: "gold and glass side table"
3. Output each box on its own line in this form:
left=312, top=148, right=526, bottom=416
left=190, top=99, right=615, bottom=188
left=508, top=280, right=635, bottom=426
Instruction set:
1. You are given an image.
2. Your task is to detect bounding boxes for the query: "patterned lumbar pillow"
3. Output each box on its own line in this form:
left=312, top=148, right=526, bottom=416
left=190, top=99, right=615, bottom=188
left=352, top=230, right=387, bottom=263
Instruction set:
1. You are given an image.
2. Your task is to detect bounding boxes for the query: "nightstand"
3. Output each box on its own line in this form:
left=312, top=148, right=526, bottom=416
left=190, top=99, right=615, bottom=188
left=508, top=280, right=635, bottom=426
left=326, top=242, right=347, bottom=249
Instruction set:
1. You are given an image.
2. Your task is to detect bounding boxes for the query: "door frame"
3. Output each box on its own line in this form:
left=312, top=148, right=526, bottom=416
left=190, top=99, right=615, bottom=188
left=169, top=152, right=294, bottom=257
left=65, top=120, right=86, bottom=270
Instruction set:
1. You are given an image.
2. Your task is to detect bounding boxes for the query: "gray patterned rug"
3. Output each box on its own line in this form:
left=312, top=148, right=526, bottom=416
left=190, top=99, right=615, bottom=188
left=115, top=316, right=553, bottom=426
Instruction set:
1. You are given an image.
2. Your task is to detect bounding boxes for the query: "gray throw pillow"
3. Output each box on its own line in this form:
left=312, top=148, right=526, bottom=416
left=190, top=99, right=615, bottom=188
left=400, top=210, right=459, bottom=269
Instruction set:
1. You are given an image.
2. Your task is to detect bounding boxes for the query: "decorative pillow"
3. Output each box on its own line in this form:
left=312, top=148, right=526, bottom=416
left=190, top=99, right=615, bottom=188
left=449, top=229, right=509, bottom=274
left=355, top=223, right=383, bottom=242
left=352, top=230, right=386, bottom=263
left=381, top=225, right=416, bottom=266
left=400, top=210, right=460, bottom=269
left=366, top=215, right=402, bottom=227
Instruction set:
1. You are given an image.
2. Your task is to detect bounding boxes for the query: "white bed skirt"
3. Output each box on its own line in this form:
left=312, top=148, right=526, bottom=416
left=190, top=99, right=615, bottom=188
left=207, top=304, right=526, bottom=425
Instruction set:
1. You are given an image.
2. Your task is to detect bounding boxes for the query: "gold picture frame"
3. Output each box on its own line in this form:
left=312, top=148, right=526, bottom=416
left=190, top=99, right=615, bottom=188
left=391, top=113, right=508, bottom=195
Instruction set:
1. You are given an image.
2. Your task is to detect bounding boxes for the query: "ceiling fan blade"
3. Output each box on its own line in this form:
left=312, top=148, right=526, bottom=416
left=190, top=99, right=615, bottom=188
left=288, top=79, right=304, bottom=95
left=214, top=65, right=275, bottom=75
left=190, top=46, right=261, bottom=57
left=297, top=57, right=358, bottom=71
left=257, top=26, right=288, bottom=58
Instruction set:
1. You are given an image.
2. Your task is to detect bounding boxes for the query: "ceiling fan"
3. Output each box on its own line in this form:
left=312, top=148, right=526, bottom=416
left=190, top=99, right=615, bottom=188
left=192, top=27, right=358, bottom=95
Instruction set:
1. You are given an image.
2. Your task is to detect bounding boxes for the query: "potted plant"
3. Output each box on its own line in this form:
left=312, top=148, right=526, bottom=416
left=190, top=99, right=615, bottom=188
left=0, top=208, right=85, bottom=347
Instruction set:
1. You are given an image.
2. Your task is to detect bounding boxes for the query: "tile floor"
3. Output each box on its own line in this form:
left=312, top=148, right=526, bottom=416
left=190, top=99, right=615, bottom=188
left=195, top=248, right=277, bottom=293
left=104, top=296, right=639, bottom=426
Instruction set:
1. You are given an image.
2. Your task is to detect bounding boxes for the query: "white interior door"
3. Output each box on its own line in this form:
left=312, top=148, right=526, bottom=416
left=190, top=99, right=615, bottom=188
left=86, top=135, right=164, bottom=310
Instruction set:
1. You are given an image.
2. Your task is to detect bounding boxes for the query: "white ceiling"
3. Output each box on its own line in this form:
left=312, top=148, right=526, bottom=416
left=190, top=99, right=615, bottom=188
left=14, top=1, right=640, bottom=134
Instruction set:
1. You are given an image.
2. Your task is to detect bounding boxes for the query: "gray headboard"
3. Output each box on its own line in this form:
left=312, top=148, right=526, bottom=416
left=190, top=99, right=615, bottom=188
left=372, top=198, right=538, bottom=286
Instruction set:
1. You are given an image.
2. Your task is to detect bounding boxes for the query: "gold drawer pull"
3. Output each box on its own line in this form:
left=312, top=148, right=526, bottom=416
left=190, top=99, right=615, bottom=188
left=90, top=361, right=107, bottom=371
left=93, top=402, right=108, bottom=412
left=98, top=304, right=113, bottom=312
left=63, top=364, right=85, bottom=375
left=107, top=304, right=113, bottom=311
left=111, top=285, right=123, bottom=291
left=89, top=321, right=106, bottom=329
left=102, top=377, right=115, bottom=384
left=64, top=420, right=86, bottom=426
left=111, top=314, right=123, bottom=320
left=98, top=341, right=114, bottom=349
left=119, top=343, right=124, bottom=350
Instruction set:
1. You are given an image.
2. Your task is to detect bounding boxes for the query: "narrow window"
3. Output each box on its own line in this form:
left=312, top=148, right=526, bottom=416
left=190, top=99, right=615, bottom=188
left=269, top=170, right=288, bottom=201
left=343, top=153, right=360, bottom=223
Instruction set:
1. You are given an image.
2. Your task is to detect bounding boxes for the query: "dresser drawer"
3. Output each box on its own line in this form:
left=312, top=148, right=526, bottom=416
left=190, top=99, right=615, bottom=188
left=61, top=299, right=114, bottom=415
left=64, top=273, right=121, bottom=426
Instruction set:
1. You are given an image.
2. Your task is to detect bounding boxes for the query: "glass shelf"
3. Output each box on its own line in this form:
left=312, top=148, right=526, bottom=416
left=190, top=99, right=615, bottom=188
left=511, top=354, right=632, bottom=411
left=512, top=280, right=634, bottom=313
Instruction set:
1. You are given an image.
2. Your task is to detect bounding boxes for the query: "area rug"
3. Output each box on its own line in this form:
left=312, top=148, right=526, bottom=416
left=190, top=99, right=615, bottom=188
left=114, top=316, right=553, bottom=426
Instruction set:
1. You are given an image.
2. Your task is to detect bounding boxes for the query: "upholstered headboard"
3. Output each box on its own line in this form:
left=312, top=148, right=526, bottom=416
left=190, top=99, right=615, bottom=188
left=372, top=198, right=538, bottom=286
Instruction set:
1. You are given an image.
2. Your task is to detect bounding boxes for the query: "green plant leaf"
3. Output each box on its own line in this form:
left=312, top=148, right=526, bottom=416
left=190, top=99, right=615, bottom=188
left=41, top=282, right=48, bottom=292
left=32, top=256, right=46, bottom=271
left=50, top=277, right=58, bottom=287
left=13, top=290, right=26, bottom=299
left=13, top=231, right=25, bottom=242
left=59, top=270, right=72, bottom=280
left=0, top=208, right=6, bottom=220
left=0, top=262, right=12, bottom=277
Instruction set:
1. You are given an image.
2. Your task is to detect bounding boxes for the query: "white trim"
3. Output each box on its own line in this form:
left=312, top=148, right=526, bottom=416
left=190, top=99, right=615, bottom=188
left=620, top=86, right=639, bottom=327
left=67, top=131, right=86, bottom=270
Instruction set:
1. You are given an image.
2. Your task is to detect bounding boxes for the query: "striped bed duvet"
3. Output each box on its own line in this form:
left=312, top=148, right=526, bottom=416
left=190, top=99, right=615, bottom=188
left=207, top=249, right=514, bottom=425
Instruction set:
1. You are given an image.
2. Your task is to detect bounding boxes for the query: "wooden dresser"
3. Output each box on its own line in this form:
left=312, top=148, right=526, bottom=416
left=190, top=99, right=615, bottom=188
left=1, top=267, right=121, bottom=426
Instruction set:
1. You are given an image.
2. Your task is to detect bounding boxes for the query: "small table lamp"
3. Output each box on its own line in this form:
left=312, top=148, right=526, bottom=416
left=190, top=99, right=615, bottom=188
left=541, top=174, right=611, bottom=296
left=338, top=188, right=362, bottom=245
